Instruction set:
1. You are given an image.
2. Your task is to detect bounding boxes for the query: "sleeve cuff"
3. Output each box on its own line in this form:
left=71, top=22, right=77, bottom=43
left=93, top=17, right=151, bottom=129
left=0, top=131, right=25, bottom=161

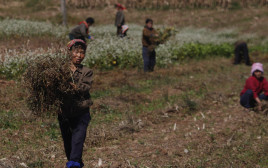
left=253, top=93, right=258, bottom=99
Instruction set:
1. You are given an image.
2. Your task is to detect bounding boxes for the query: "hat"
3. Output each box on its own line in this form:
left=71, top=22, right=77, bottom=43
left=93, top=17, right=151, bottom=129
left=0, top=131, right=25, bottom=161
left=251, top=62, right=264, bottom=75
left=67, top=39, right=87, bottom=50
left=116, top=3, right=126, bottom=10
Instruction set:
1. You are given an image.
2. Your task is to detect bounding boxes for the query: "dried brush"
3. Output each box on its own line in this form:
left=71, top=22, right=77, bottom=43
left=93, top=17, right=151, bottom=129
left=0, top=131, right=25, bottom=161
left=23, top=54, right=75, bottom=115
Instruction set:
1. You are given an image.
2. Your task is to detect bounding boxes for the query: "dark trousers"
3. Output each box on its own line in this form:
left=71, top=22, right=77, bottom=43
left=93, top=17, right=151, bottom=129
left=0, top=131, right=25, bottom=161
left=58, top=112, right=91, bottom=167
left=119, top=31, right=127, bottom=38
left=117, top=26, right=122, bottom=36
left=240, top=89, right=268, bottom=108
left=234, top=42, right=250, bottom=65
left=69, top=34, right=86, bottom=42
left=142, top=47, right=156, bottom=72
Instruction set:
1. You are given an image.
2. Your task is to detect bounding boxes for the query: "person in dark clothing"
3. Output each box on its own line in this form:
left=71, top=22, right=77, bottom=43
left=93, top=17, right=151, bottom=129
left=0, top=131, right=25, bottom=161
left=59, top=39, right=93, bottom=168
left=142, top=18, right=159, bottom=72
left=115, top=3, right=125, bottom=36
left=234, top=41, right=251, bottom=66
left=69, top=17, right=95, bottom=42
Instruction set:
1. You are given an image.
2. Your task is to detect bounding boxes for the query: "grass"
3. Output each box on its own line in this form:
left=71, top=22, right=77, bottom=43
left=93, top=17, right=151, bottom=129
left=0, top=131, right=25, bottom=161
left=0, top=110, right=22, bottom=130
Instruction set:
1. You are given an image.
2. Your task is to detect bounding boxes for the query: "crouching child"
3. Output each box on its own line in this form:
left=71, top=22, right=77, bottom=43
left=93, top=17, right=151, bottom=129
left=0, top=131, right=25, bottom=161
left=58, top=39, right=93, bottom=168
left=240, top=63, right=268, bottom=111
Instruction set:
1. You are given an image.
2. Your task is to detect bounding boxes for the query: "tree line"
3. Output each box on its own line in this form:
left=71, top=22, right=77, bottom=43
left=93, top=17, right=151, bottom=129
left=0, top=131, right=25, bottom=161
left=67, top=0, right=267, bottom=9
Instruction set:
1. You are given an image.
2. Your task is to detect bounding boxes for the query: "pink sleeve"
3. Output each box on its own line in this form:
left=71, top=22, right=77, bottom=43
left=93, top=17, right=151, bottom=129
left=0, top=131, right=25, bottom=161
left=262, top=78, right=268, bottom=96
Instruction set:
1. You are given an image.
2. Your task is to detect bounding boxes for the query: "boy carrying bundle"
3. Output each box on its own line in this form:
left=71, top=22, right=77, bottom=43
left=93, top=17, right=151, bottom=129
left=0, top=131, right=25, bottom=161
left=59, top=39, right=93, bottom=168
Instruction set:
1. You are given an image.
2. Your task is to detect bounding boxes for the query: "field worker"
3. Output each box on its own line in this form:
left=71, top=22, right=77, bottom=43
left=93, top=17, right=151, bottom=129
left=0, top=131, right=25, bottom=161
left=59, top=39, right=93, bottom=168
left=115, top=3, right=126, bottom=36
left=69, top=17, right=95, bottom=42
left=233, top=41, right=251, bottom=66
left=142, top=18, right=159, bottom=72
left=240, top=63, right=268, bottom=111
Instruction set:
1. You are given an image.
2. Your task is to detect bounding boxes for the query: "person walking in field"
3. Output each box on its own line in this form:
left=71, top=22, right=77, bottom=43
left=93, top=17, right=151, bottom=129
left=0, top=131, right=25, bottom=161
left=115, top=3, right=126, bottom=36
left=142, top=18, right=159, bottom=72
left=233, top=41, right=251, bottom=66
left=69, top=17, right=95, bottom=42
left=59, top=39, right=93, bottom=168
left=240, top=63, right=268, bottom=111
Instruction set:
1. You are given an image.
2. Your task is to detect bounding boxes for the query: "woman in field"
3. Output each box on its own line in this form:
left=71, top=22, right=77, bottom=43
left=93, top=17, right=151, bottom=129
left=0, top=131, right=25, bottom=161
left=115, top=3, right=126, bottom=36
left=240, top=63, right=268, bottom=111
left=58, top=39, right=93, bottom=168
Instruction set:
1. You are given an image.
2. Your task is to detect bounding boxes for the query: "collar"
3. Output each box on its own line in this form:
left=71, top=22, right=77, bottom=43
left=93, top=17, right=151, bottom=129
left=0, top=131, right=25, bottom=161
left=79, top=21, right=89, bottom=29
left=74, top=64, right=83, bottom=73
left=145, top=26, right=153, bottom=31
left=253, top=75, right=263, bottom=82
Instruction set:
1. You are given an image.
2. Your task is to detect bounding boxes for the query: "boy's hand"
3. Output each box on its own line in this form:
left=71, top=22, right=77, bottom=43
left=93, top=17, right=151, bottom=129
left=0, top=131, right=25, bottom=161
left=88, top=35, right=94, bottom=40
left=70, top=82, right=78, bottom=90
left=70, top=63, right=77, bottom=73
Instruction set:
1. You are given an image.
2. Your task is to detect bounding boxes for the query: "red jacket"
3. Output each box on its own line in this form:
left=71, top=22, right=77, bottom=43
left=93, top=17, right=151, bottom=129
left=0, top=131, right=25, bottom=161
left=240, top=76, right=268, bottom=98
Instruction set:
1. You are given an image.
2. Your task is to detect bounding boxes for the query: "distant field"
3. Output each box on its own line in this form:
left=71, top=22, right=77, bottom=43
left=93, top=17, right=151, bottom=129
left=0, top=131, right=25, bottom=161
left=0, top=0, right=267, bottom=35
left=68, top=0, right=267, bottom=9
left=1, top=19, right=267, bottom=79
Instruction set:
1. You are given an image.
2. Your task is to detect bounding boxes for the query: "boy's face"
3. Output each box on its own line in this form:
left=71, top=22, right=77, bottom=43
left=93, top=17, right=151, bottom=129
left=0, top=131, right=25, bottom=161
left=254, top=70, right=262, bottom=79
left=146, top=22, right=153, bottom=28
left=71, top=47, right=85, bottom=65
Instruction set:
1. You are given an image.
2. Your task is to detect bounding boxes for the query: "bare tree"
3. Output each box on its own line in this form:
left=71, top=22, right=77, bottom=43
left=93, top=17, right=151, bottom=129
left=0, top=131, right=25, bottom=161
left=61, top=0, right=67, bottom=27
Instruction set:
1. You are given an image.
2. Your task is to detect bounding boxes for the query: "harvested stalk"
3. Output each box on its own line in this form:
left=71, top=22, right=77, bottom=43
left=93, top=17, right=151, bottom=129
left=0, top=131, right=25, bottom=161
left=23, top=54, right=75, bottom=115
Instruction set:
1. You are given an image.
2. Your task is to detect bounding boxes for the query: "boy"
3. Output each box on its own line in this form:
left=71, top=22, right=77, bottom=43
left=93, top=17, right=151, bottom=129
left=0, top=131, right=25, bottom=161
left=142, top=18, right=159, bottom=72
left=58, top=39, right=93, bottom=168
left=69, top=17, right=95, bottom=42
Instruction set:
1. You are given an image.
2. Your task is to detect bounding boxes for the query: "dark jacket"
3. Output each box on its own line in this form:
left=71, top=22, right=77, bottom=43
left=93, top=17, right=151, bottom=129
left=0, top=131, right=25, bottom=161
left=142, top=26, right=159, bottom=51
left=69, top=23, right=89, bottom=40
left=61, top=65, right=93, bottom=118
left=115, top=11, right=125, bottom=27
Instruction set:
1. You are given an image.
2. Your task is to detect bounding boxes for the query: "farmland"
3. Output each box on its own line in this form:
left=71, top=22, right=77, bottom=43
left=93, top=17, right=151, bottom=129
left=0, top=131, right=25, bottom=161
left=0, top=1, right=268, bottom=168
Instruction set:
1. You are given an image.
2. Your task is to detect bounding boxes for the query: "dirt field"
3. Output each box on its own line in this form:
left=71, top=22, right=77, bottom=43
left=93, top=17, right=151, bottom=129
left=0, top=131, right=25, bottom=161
left=1, top=54, right=268, bottom=167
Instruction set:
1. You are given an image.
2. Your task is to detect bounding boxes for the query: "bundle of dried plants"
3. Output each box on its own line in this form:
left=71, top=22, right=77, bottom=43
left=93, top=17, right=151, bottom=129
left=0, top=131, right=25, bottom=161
left=23, top=55, right=75, bottom=115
